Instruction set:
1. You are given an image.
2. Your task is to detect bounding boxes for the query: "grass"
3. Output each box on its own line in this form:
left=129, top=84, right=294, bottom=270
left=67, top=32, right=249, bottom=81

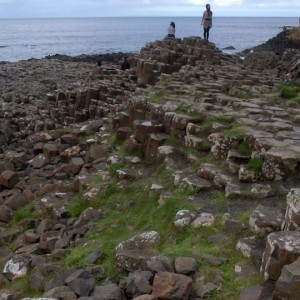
left=68, top=195, right=90, bottom=218
left=290, top=96, right=300, bottom=106
left=235, top=90, right=253, bottom=100
left=148, top=90, right=167, bottom=104
left=248, top=157, right=264, bottom=172
left=13, top=204, right=35, bottom=223
left=277, top=83, right=300, bottom=99
left=223, top=126, right=245, bottom=141
left=236, top=142, right=251, bottom=155
left=201, top=115, right=235, bottom=137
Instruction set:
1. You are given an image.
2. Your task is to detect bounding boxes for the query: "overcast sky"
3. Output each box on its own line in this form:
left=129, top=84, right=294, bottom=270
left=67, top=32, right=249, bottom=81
left=0, top=0, right=299, bottom=18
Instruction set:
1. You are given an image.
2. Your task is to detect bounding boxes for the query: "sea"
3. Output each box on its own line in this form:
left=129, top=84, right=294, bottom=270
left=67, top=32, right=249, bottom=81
left=0, top=17, right=298, bottom=62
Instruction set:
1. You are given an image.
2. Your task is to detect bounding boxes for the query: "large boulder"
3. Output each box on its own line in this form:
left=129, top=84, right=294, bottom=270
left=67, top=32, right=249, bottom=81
left=115, top=231, right=162, bottom=272
left=261, top=231, right=300, bottom=281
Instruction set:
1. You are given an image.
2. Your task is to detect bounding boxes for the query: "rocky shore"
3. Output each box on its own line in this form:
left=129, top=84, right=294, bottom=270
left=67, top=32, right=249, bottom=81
left=0, top=28, right=299, bottom=300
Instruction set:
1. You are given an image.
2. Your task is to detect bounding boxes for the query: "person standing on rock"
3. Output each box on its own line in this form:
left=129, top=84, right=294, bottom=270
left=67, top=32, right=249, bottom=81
left=201, top=4, right=213, bottom=41
left=166, top=21, right=176, bottom=38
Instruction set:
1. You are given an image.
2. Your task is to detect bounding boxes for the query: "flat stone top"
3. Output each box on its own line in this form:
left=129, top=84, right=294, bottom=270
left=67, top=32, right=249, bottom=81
left=268, top=231, right=300, bottom=252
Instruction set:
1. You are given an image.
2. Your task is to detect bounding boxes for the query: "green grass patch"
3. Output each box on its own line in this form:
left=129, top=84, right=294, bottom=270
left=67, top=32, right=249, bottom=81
left=223, top=126, right=245, bottom=140
left=248, top=157, right=264, bottom=172
left=236, top=142, right=251, bottom=155
left=277, top=83, right=300, bottom=99
left=290, top=96, right=300, bottom=106
left=13, top=204, right=35, bottom=223
left=148, top=90, right=167, bottom=104
left=108, top=161, right=126, bottom=176
left=68, top=195, right=89, bottom=218
left=235, top=90, right=253, bottom=99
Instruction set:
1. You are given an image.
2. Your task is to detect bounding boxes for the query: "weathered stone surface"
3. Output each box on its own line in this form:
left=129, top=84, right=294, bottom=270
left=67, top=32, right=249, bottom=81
left=274, top=256, right=300, bottom=299
left=191, top=213, right=215, bottom=228
left=152, top=272, right=192, bottom=300
left=261, top=231, right=300, bottom=281
left=146, top=255, right=174, bottom=273
left=180, top=175, right=212, bottom=192
left=173, top=210, right=196, bottom=228
left=0, top=170, right=19, bottom=188
left=44, top=286, right=77, bottom=300
left=249, top=204, right=284, bottom=234
left=115, top=231, right=161, bottom=271
left=0, top=205, right=14, bottom=224
left=91, top=282, right=126, bottom=300
left=65, top=269, right=95, bottom=297
left=282, top=188, right=300, bottom=231
left=174, top=257, right=197, bottom=274
left=122, top=270, right=153, bottom=299
left=3, top=255, right=31, bottom=281
left=262, top=147, right=298, bottom=181
left=236, top=236, right=266, bottom=259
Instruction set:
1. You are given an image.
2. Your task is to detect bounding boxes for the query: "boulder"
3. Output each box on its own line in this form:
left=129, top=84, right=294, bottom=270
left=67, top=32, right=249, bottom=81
left=151, top=272, right=192, bottom=300
left=115, top=231, right=162, bottom=272
left=261, top=231, right=300, bottom=281
left=249, top=204, right=284, bottom=234
left=91, top=282, right=126, bottom=300
left=274, top=256, right=300, bottom=299
left=282, top=188, right=300, bottom=231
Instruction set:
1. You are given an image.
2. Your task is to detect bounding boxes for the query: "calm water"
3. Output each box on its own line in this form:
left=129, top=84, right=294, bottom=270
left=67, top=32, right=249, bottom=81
left=0, top=17, right=298, bottom=62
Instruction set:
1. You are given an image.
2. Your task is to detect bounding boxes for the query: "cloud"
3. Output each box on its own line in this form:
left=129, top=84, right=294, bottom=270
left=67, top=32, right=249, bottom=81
left=213, top=0, right=243, bottom=6
left=0, top=0, right=299, bottom=17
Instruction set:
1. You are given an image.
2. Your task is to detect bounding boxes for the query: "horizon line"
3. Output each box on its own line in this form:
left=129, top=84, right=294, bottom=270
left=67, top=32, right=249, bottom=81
left=0, top=16, right=299, bottom=19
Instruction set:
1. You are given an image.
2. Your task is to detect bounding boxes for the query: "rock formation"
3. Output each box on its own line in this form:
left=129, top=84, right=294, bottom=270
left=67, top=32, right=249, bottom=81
left=0, top=32, right=299, bottom=299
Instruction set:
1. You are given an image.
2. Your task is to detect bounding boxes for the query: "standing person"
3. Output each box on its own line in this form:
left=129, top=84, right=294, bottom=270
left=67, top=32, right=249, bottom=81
left=167, top=21, right=175, bottom=38
left=201, top=4, right=213, bottom=41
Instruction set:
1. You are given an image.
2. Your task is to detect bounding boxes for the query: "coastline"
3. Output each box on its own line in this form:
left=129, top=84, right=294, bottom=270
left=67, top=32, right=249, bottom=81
left=0, top=29, right=299, bottom=300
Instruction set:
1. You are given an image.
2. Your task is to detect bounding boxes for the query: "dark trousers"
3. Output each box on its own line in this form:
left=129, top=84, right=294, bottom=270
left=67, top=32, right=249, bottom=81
left=204, top=28, right=210, bottom=41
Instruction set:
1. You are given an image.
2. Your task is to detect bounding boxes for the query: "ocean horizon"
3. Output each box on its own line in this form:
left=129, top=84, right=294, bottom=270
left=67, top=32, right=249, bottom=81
left=0, top=16, right=298, bottom=62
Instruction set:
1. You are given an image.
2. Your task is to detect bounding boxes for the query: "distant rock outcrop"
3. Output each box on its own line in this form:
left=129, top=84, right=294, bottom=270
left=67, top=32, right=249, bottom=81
left=242, top=28, right=300, bottom=84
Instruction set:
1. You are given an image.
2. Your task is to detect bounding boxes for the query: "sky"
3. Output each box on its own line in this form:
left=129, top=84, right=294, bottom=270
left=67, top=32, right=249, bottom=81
left=0, top=0, right=299, bottom=18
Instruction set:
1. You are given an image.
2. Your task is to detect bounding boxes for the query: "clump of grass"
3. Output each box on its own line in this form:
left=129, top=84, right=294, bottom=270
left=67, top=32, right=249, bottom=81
left=236, top=142, right=251, bottom=155
left=66, top=244, right=96, bottom=268
left=248, top=157, right=264, bottom=172
left=223, top=126, right=245, bottom=140
left=14, top=204, right=35, bottom=223
left=234, top=90, right=253, bottom=100
left=68, top=195, right=89, bottom=218
left=290, top=96, right=300, bottom=106
left=108, top=161, right=126, bottom=176
left=148, top=90, right=166, bottom=104
left=277, top=83, right=300, bottom=99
